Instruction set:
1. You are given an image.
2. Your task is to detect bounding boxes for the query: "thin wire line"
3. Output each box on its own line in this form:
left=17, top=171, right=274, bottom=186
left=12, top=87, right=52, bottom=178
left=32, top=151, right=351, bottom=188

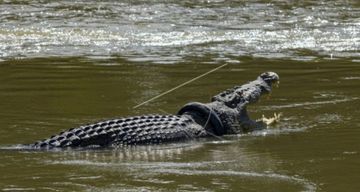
left=133, top=63, right=228, bottom=109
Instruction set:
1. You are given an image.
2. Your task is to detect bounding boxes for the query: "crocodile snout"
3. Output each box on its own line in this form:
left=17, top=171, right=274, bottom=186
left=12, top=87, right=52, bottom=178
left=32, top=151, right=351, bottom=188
left=260, top=72, right=279, bottom=85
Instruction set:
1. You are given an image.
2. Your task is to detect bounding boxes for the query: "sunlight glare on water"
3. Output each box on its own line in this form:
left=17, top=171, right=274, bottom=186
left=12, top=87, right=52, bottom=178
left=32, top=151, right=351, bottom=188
left=0, top=0, right=359, bottom=62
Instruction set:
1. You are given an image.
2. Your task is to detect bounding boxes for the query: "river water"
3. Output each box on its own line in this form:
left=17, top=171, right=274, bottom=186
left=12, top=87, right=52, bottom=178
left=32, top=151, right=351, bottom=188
left=0, top=0, right=359, bottom=191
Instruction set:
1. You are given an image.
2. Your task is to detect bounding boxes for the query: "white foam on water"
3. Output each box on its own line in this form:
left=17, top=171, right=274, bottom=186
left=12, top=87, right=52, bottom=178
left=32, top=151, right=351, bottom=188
left=0, top=1, right=358, bottom=63
left=2, top=188, right=36, bottom=191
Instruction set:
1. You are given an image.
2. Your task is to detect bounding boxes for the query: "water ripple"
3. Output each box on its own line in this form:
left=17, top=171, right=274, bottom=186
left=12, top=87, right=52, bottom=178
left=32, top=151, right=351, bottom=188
left=264, top=97, right=359, bottom=110
left=154, top=169, right=317, bottom=192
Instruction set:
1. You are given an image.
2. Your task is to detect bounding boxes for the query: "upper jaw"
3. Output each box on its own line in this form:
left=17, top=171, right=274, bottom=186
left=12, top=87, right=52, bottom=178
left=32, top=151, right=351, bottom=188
left=211, top=72, right=279, bottom=108
left=243, top=72, right=280, bottom=105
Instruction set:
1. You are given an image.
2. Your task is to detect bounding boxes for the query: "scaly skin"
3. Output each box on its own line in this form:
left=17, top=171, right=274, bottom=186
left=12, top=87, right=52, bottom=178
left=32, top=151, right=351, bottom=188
left=28, top=72, right=279, bottom=149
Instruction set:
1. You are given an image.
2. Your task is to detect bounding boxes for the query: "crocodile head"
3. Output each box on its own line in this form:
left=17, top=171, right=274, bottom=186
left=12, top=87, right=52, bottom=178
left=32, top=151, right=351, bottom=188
left=211, top=71, right=279, bottom=108
left=178, top=72, right=279, bottom=136
left=207, top=72, right=280, bottom=134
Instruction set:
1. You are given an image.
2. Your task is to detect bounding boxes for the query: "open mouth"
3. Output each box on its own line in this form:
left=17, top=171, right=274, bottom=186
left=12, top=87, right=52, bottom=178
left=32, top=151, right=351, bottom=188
left=274, top=80, right=280, bottom=88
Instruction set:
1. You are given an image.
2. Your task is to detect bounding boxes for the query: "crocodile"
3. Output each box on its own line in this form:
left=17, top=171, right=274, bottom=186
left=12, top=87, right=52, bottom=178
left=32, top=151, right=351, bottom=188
left=27, top=72, right=280, bottom=149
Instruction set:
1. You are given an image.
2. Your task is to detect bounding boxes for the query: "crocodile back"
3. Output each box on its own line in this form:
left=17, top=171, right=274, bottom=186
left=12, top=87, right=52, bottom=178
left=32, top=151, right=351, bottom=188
left=30, top=115, right=202, bottom=149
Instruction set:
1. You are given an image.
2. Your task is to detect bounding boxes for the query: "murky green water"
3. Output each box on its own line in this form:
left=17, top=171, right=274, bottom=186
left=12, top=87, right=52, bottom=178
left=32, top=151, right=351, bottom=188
left=0, top=0, right=359, bottom=191
left=1, top=58, right=359, bottom=191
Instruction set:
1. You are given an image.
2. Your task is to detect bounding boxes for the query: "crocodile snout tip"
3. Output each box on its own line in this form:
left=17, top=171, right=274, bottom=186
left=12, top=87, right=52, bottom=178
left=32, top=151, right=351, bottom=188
left=259, top=72, right=279, bottom=85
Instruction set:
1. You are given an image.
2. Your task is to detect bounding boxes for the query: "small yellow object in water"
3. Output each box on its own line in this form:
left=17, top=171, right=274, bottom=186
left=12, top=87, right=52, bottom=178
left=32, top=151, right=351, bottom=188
left=261, top=113, right=282, bottom=126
